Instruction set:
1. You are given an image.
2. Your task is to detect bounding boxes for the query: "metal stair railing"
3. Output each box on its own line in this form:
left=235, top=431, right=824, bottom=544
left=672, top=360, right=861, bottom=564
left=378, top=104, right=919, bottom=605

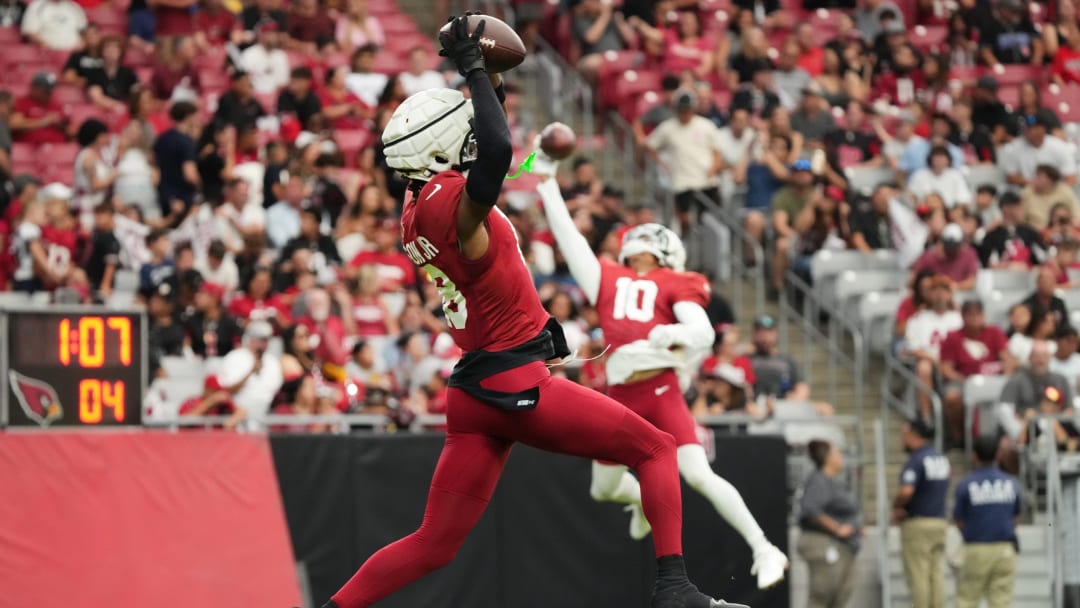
left=874, top=418, right=891, bottom=608
left=880, top=352, right=945, bottom=452
left=525, top=37, right=595, bottom=147
left=694, top=190, right=766, bottom=319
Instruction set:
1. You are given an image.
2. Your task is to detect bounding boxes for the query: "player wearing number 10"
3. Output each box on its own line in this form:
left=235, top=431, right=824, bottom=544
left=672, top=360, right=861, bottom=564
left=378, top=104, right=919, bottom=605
left=321, top=13, right=742, bottom=608
left=534, top=150, right=790, bottom=590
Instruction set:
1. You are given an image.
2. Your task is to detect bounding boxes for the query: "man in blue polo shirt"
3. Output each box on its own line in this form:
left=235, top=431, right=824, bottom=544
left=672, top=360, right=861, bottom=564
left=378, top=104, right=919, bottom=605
left=893, top=418, right=951, bottom=608
left=953, top=436, right=1021, bottom=608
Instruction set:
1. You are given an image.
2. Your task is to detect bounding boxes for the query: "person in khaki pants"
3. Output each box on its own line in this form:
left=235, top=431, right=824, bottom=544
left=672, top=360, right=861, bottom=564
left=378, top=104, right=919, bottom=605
left=953, top=436, right=1022, bottom=608
left=892, top=419, right=951, bottom=608
left=797, top=440, right=860, bottom=608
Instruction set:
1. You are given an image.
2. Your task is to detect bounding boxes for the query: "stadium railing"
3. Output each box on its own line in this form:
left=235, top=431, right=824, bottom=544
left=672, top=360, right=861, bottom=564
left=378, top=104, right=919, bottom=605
left=880, top=352, right=945, bottom=452
left=693, top=190, right=766, bottom=319
left=873, top=418, right=891, bottom=608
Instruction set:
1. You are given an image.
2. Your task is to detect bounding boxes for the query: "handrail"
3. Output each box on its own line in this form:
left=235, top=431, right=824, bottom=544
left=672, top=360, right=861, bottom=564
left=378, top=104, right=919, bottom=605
left=880, top=352, right=945, bottom=452
left=1046, top=427, right=1064, bottom=608
left=695, top=190, right=766, bottom=319
left=530, top=36, right=595, bottom=143
left=874, top=418, right=892, bottom=608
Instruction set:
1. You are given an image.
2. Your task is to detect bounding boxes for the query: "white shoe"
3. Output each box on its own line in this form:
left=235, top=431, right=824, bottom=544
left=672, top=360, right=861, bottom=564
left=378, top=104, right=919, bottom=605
left=625, top=504, right=652, bottom=540
left=750, top=544, right=788, bottom=589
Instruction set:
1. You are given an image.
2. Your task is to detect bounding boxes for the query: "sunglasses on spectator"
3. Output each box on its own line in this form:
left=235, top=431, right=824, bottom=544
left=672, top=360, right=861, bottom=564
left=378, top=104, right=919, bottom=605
left=1055, top=217, right=1072, bottom=226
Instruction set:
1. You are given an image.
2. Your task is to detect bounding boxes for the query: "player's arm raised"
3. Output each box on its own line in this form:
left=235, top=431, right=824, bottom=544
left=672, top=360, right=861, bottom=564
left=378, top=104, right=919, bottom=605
left=648, top=300, right=715, bottom=351
left=439, top=15, right=514, bottom=260
left=533, top=149, right=602, bottom=305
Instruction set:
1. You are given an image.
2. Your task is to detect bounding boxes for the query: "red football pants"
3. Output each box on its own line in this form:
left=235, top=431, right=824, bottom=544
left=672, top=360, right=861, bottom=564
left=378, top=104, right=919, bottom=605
left=331, top=361, right=683, bottom=608
left=607, top=370, right=700, bottom=447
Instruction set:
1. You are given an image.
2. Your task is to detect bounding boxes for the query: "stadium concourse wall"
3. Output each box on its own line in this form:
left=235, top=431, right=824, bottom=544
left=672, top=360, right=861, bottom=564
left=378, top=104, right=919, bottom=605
left=0, top=431, right=787, bottom=608
left=273, top=433, right=789, bottom=608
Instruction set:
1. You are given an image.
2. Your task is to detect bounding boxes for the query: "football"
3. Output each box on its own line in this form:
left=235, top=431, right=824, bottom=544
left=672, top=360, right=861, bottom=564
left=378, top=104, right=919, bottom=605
left=439, top=15, right=526, bottom=74
left=539, top=122, right=577, bottom=161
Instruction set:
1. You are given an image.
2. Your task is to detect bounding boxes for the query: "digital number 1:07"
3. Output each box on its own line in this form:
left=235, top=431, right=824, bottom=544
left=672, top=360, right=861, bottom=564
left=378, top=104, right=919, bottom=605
left=58, top=317, right=132, bottom=368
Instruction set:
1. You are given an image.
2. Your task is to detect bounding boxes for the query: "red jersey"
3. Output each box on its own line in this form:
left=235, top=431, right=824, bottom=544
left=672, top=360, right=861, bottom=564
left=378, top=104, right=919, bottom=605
left=1052, top=47, right=1080, bottom=85
left=41, top=225, right=78, bottom=285
left=594, top=258, right=710, bottom=351
left=13, top=96, right=66, bottom=144
left=400, top=171, right=549, bottom=353
left=349, top=250, right=416, bottom=292
left=939, top=326, right=1008, bottom=377
left=227, top=294, right=292, bottom=326
left=195, top=9, right=238, bottom=44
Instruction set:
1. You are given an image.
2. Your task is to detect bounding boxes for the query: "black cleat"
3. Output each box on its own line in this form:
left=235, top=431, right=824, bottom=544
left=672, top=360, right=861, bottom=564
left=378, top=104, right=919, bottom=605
left=652, top=586, right=750, bottom=608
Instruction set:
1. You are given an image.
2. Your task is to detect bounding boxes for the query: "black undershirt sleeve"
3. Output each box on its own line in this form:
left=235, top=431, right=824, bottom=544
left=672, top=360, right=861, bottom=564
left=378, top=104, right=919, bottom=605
left=464, top=70, right=513, bottom=207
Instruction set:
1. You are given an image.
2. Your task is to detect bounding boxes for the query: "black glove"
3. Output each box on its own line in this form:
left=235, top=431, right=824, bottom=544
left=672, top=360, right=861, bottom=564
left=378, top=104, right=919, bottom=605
left=439, top=13, right=487, bottom=77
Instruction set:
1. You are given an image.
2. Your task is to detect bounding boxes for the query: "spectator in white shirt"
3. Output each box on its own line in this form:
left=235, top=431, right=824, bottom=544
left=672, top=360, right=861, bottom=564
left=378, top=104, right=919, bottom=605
left=21, top=0, right=86, bottom=50
left=1000, top=114, right=1078, bottom=187
left=907, top=145, right=972, bottom=210
left=715, top=107, right=756, bottom=202
left=905, top=275, right=963, bottom=419
left=1008, top=307, right=1059, bottom=363
left=345, top=44, right=388, bottom=108
left=1050, top=325, right=1080, bottom=396
left=216, top=177, right=266, bottom=245
left=216, top=320, right=283, bottom=430
left=266, top=173, right=308, bottom=248
left=195, top=239, right=240, bottom=292
left=399, top=46, right=446, bottom=97
left=239, top=23, right=290, bottom=95
left=645, top=89, right=722, bottom=234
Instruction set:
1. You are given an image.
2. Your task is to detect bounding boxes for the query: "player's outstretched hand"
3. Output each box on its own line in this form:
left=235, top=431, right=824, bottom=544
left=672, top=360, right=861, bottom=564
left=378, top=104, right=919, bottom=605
left=530, top=135, right=559, bottom=179
left=439, top=14, right=487, bottom=76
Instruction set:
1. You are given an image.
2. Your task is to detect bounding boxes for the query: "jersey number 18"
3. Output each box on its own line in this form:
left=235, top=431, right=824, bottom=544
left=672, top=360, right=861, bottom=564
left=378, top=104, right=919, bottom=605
left=612, top=277, right=658, bottom=322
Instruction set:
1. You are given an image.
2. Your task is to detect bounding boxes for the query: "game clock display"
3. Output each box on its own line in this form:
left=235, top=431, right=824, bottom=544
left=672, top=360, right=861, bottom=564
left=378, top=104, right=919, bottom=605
left=3, top=309, right=146, bottom=427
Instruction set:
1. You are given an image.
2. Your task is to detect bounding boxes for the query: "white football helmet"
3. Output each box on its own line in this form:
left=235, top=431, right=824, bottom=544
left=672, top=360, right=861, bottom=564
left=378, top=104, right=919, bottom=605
left=382, top=89, right=477, bottom=181
left=618, top=223, right=687, bottom=272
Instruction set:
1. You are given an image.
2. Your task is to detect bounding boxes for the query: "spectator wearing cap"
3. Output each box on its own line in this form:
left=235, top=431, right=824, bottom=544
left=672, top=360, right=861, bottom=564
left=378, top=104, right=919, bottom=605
left=149, top=36, right=200, bottom=101
left=952, top=436, right=1022, bottom=608
left=905, top=275, right=963, bottom=419
left=1020, top=163, right=1080, bottom=229
left=10, top=72, right=68, bottom=144
left=978, top=191, right=1045, bottom=269
left=940, top=300, right=1014, bottom=439
left=85, top=203, right=121, bottom=298
left=912, top=224, right=980, bottom=290
left=21, top=0, right=86, bottom=50
left=267, top=173, right=310, bottom=248
left=285, top=0, right=335, bottom=55
left=178, top=375, right=237, bottom=422
left=999, top=340, right=1072, bottom=440
left=849, top=182, right=896, bottom=253
left=399, top=46, right=445, bottom=97
left=790, top=83, right=835, bottom=144
left=769, top=158, right=816, bottom=293
left=980, top=0, right=1043, bottom=66
left=645, top=88, right=722, bottom=234
left=183, top=279, right=242, bottom=358
left=749, top=315, right=811, bottom=401
left=1050, top=325, right=1080, bottom=395
left=215, top=320, right=284, bottom=430
left=971, top=77, right=1012, bottom=145
left=632, top=74, right=680, bottom=146
left=73, top=119, right=118, bottom=231
left=572, top=0, right=634, bottom=83
left=692, top=361, right=765, bottom=419
left=893, top=418, right=951, bottom=608
left=907, top=145, right=972, bottom=212
left=214, top=72, right=267, bottom=130
left=240, top=23, right=290, bottom=96
left=1025, top=265, right=1071, bottom=330
left=277, top=67, right=322, bottom=131
left=153, top=101, right=201, bottom=220
left=1000, top=116, right=1077, bottom=188
left=772, top=38, right=813, bottom=109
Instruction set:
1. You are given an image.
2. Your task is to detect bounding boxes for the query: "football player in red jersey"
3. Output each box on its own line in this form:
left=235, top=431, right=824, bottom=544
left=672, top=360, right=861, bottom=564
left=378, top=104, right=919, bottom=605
left=534, top=151, right=789, bottom=590
left=322, top=14, right=746, bottom=608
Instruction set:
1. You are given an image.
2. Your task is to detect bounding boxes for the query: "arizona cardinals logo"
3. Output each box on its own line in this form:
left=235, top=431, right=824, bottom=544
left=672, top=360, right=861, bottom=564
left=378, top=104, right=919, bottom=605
left=9, top=370, right=63, bottom=427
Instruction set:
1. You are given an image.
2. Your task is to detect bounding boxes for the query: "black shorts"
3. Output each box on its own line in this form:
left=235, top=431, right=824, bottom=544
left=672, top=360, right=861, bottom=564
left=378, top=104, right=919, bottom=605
left=674, top=187, right=720, bottom=213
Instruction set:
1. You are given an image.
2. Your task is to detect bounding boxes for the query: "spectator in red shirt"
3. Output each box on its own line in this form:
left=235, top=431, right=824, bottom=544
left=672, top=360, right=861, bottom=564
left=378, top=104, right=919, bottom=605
left=911, top=223, right=981, bottom=291
left=939, top=300, right=1015, bottom=442
left=1052, top=21, right=1080, bottom=85
left=631, top=10, right=714, bottom=79
left=872, top=43, right=926, bottom=106
left=10, top=72, right=68, bottom=144
left=795, top=23, right=824, bottom=77
left=349, top=215, right=417, bottom=293
left=195, top=0, right=241, bottom=47
left=319, top=65, right=370, bottom=130
left=149, top=36, right=200, bottom=101
left=285, top=0, right=335, bottom=54
left=297, top=287, right=351, bottom=366
left=228, top=266, right=292, bottom=331
left=349, top=264, right=398, bottom=337
left=151, top=0, right=196, bottom=39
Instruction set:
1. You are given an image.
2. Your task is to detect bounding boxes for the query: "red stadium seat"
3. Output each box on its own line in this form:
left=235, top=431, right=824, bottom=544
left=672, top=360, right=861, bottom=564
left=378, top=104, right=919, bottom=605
left=1, top=44, right=47, bottom=70
left=334, top=128, right=372, bottom=166
left=41, top=163, right=75, bottom=185
left=134, top=66, right=153, bottom=84
left=254, top=91, right=277, bottom=114
left=124, top=44, right=156, bottom=67
left=635, top=90, right=662, bottom=120
left=910, top=24, right=947, bottom=54
left=611, top=70, right=662, bottom=118
left=989, top=64, right=1044, bottom=87
left=378, top=13, right=418, bottom=35
left=197, top=69, right=231, bottom=95
left=0, top=27, right=21, bottom=44
left=65, top=104, right=109, bottom=131
left=947, top=65, right=980, bottom=85
left=997, top=85, right=1020, bottom=109
left=40, top=143, right=80, bottom=166
left=11, top=142, right=35, bottom=165
left=384, top=32, right=436, bottom=56
left=53, top=84, right=87, bottom=106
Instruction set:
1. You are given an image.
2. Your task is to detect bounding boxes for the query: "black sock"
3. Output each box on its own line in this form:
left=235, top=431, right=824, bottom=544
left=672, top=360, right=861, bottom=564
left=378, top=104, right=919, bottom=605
left=655, top=554, right=692, bottom=594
